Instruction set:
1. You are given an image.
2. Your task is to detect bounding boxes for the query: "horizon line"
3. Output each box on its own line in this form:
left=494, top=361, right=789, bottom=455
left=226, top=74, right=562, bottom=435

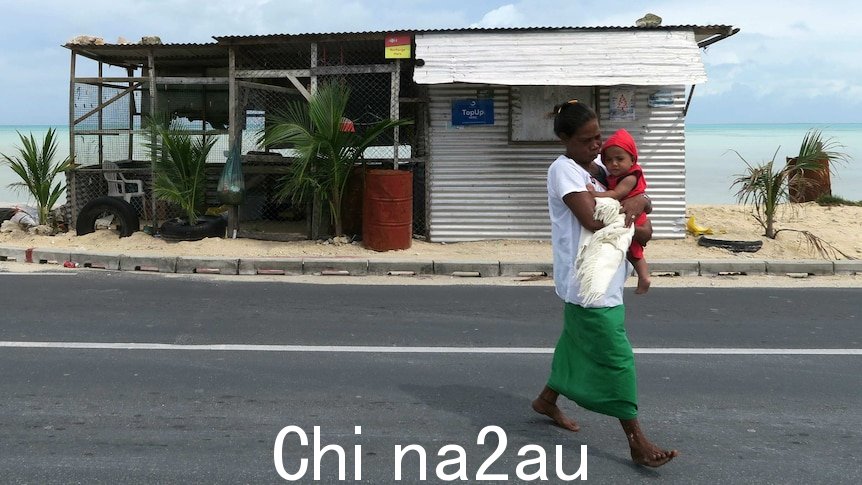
left=3, top=121, right=862, bottom=128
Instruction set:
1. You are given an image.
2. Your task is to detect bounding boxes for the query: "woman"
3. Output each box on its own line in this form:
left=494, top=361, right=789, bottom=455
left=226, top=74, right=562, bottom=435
left=531, top=99, right=678, bottom=468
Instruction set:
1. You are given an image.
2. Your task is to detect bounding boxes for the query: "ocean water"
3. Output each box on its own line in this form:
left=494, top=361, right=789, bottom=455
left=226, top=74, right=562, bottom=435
left=2, top=123, right=860, bottom=205
left=685, top=123, right=862, bottom=204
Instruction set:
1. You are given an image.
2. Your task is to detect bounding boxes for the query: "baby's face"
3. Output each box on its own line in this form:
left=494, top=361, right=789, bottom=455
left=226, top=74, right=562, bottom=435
left=601, top=146, right=634, bottom=177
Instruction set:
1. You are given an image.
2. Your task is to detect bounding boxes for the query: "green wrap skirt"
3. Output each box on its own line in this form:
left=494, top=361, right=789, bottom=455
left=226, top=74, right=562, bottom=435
left=547, top=303, right=638, bottom=420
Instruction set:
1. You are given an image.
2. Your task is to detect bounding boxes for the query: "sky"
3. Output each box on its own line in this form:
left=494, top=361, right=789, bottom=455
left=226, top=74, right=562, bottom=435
left=0, top=0, right=860, bottom=125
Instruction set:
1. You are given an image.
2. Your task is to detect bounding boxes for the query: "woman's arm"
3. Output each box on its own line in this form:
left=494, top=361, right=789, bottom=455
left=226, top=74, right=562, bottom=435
left=619, top=193, right=652, bottom=228
left=562, top=191, right=604, bottom=232
left=633, top=217, right=652, bottom=247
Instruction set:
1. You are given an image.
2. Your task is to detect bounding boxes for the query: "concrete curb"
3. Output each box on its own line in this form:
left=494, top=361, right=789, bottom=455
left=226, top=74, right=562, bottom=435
left=176, top=257, right=239, bottom=275
left=238, top=258, right=303, bottom=276
left=71, top=251, right=122, bottom=270
left=0, top=246, right=27, bottom=263
left=834, top=260, right=862, bottom=275
left=30, top=248, right=71, bottom=265
left=367, top=259, right=434, bottom=276
left=303, top=258, right=369, bottom=276
left=433, top=260, right=500, bottom=277
left=119, top=254, right=178, bottom=273
left=765, top=260, right=834, bottom=276
left=698, top=259, right=767, bottom=276
left=1, top=245, right=858, bottom=278
left=650, top=260, right=699, bottom=277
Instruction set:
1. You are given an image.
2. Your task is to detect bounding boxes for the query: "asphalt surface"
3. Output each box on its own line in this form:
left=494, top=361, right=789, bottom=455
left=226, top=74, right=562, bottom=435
left=0, top=270, right=859, bottom=483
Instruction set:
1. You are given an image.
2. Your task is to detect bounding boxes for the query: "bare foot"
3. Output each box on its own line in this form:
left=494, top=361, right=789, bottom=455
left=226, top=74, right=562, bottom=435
left=532, top=397, right=580, bottom=432
left=630, top=440, right=678, bottom=467
left=628, top=433, right=678, bottom=467
left=635, top=276, right=651, bottom=294
left=622, top=419, right=678, bottom=467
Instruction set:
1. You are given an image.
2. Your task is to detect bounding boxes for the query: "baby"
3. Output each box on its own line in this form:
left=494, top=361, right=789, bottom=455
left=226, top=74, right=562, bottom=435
left=590, top=129, right=651, bottom=294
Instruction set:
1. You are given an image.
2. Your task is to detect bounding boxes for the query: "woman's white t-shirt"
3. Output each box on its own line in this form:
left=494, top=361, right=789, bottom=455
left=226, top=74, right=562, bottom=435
left=547, top=155, right=629, bottom=307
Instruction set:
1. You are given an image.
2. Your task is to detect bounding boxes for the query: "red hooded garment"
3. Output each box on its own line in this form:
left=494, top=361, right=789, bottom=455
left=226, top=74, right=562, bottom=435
left=600, top=129, right=648, bottom=259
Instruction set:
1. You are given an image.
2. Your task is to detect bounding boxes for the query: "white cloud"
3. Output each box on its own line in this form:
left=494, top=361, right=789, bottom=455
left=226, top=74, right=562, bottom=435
left=2, top=0, right=862, bottom=123
left=470, top=4, right=525, bottom=28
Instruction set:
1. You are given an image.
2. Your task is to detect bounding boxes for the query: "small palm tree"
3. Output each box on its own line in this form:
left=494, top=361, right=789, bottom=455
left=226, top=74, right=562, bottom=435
left=731, top=129, right=849, bottom=239
left=1, top=128, right=71, bottom=226
left=148, top=121, right=216, bottom=225
left=730, top=148, right=787, bottom=238
left=259, top=80, right=411, bottom=236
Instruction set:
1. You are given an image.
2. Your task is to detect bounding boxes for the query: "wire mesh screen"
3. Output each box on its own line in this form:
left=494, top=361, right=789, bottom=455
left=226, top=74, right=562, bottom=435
left=66, top=38, right=427, bottom=239
left=68, top=79, right=230, bottom=228
left=233, top=39, right=427, bottom=238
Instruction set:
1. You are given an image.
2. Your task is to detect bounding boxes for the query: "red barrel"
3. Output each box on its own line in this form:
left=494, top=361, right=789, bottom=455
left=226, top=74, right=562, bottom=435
left=787, top=157, right=832, bottom=202
left=362, top=169, right=413, bottom=251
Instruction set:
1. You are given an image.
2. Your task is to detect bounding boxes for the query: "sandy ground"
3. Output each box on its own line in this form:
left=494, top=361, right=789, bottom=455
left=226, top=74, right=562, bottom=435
left=3, top=202, right=860, bottom=288
left=2, top=202, right=861, bottom=262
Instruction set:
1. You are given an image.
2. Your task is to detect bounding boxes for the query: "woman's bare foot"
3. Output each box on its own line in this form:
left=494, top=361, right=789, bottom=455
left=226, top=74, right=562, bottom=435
left=532, top=387, right=579, bottom=432
left=621, top=419, right=678, bottom=467
left=532, top=397, right=580, bottom=431
left=635, top=276, right=651, bottom=294
left=629, top=437, right=678, bottom=467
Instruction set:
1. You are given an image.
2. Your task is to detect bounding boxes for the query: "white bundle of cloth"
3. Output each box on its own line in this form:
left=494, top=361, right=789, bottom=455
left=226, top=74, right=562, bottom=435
left=575, top=198, right=634, bottom=305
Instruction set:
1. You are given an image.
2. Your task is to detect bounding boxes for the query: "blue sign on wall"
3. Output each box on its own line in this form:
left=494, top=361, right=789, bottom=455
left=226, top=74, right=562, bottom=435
left=451, top=98, right=494, bottom=126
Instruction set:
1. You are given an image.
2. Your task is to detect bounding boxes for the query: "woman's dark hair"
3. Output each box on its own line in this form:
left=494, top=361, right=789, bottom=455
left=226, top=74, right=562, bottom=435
left=552, top=100, right=597, bottom=138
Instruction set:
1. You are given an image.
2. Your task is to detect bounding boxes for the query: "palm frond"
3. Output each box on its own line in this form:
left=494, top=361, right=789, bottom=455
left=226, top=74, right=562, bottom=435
left=774, top=228, right=856, bottom=260
left=256, top=79, right=412, bottom=236
left=793, top=129, right=849, bottom=173
left=149, top=123, right=216, bottom=224
left=0, top=128, right=71, bottom=225
left=730, top=128, right=852, bottom=239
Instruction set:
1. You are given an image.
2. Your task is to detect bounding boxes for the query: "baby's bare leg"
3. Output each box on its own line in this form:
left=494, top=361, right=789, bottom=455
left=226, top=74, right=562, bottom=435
left=628, top=255, right=651, bottom=294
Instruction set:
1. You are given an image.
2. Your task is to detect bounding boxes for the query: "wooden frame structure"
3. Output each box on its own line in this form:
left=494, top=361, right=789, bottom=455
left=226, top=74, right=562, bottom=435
left=64, top=35, right=426, bottom=237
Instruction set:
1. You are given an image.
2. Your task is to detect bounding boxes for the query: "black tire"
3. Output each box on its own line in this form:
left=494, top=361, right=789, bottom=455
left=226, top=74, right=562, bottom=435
left=0, top=207, right=16, bottom=222
left=159, top=215, right=227, bottom=241
left=698, top=236, right=763, bottom=253
left=76, top=196, right=139, bottom=238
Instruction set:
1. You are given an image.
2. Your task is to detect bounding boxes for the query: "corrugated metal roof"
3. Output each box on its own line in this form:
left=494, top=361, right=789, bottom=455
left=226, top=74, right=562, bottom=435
left=414, top=30, right=707, bottom=86
left=213, top=25, right=735, bottom=42
left=64, top=42, right=227, bottom=67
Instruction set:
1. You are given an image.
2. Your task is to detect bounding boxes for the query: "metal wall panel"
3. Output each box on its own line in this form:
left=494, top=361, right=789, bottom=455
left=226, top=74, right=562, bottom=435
left=415, top=31, right=706, bottom=86
left=427, top=84, right=688, bottom=242
left=597, top=86, right=688, bottom=239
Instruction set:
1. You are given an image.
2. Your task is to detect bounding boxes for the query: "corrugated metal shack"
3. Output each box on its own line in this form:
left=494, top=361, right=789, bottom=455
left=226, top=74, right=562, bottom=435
left=64, top=25, right=736, bottom=241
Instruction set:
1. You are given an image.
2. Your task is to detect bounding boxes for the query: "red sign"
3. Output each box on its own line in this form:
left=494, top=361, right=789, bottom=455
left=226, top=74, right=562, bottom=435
left=385, top=34, right=412, bottom=59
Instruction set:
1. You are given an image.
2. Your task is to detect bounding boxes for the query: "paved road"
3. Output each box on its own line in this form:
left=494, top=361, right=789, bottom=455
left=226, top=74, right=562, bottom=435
left=0, top=270, right=859, bottom=483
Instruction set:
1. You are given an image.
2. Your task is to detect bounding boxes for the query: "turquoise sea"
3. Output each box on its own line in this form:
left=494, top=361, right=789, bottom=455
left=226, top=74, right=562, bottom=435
left=2, top=123, right=861, bottom=205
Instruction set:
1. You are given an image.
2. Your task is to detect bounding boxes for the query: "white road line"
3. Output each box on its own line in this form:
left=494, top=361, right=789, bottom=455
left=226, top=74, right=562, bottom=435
left=0, top=272, right=76, bottom=276
left=0, top=341, right=859, bottom=355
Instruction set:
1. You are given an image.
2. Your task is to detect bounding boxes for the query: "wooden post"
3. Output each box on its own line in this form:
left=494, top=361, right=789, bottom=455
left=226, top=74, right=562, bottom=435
left=127, top=67, right=135, bottom=161
left=310, top=43, right=318, bottom=94
left=391, top=59, right=401, bottom=169
left=309, top=42, right=321, bottom=239
left=68, top=50, right=78, bottom=220
left=226, top=47, right=239, bottom=238
left=148, top=51, right=157, bottom=228
left=97, top=62, right=103, bottom=166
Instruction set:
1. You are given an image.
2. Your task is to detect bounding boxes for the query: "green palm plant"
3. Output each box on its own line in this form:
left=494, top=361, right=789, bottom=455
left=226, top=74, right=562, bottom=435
left=787, top=129, right=849, bottom=201
left=147, top=121, right=216, bottom=225
left=1, top=128, right=71, bottom=225
left=259, top=80, right=411, bottom=236
left=730, top=129, right=849, bottom=239
left=730, top=148, right=787, bottom=238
